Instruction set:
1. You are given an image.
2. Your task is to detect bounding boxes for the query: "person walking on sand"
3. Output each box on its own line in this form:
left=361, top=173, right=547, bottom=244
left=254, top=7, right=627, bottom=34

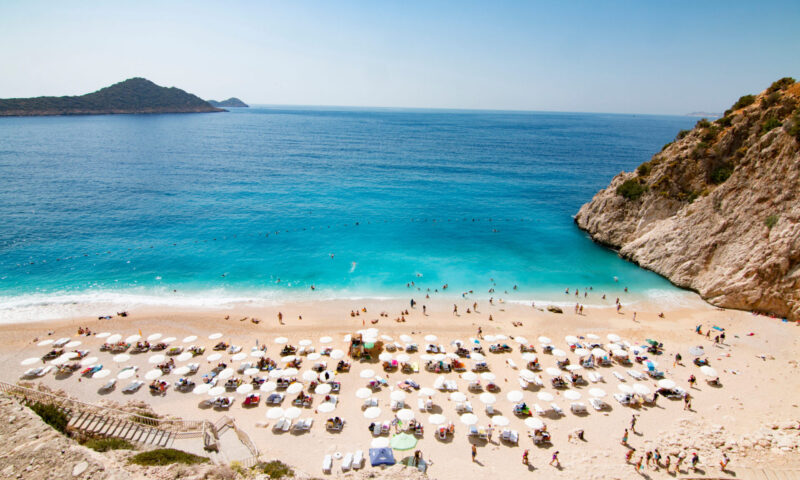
left=621, top=428, right=629, bottom=446
left=664, top=454, right=671, bottom=472
left=635, top=456, right=643, bottom=472
left=471, top=444, right=477, bottom=462
left=625, top=448, right=635, bottom=463
left=690, top=452, right=700, bottom=472
left=453, top=304, right=458, bottom=315
left=684, top=394, right=692, bottom=411
left=630, top=414, right=638, bottom=433
left=674, top=353, right=682, bottom=367
left=277, top=312, right=284, bottom=325
left=522, top=449, right=529, bottom=465
left=688, top=374, right=696, bottom=388
left=720, top=453, right=729, bottom=471
left=549, top=451, right=560, bottom=468
left=676, top=452, right=686, bottom=471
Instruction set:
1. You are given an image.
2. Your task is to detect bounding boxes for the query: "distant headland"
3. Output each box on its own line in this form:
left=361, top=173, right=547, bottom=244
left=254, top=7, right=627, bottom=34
left=0, top=78, right=225, bottom=117
left=208, top=97, right=248, bottom=108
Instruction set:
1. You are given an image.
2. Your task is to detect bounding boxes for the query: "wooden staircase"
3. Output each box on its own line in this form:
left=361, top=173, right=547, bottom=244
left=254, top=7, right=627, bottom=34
left=734, top=468, right=800, bottom=480
left=67, top=410, right=174, bottom=447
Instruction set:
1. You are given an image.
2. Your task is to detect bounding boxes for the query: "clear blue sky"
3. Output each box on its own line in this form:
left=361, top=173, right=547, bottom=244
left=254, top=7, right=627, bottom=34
left=1, top=1, right=798, bottom=114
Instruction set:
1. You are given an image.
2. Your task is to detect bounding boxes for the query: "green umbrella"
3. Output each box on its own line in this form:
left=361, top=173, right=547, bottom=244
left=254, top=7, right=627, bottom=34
left=365, top=342, right=375, bottom=349
left=390, top=433, right=418, bottom=451
left=646, top=339, right=658, bottom=346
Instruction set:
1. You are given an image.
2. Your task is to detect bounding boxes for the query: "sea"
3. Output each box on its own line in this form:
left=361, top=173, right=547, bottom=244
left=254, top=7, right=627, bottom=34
left=0, top=107, right=698, bottom=322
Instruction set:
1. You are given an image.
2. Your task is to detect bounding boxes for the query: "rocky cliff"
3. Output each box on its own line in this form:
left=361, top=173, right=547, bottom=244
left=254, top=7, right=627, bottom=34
left=576, top=78, right=800, bottom=320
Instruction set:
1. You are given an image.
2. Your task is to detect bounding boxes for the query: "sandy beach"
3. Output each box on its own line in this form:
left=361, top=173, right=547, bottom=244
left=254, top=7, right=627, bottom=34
left=1, top=293, right=798, bottom=479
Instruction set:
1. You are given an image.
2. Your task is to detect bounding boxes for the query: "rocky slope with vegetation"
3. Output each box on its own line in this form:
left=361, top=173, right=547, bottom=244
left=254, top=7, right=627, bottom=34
left=0, top=78, right=224, bottom=116
left=576, top=78, right=800, bottom=320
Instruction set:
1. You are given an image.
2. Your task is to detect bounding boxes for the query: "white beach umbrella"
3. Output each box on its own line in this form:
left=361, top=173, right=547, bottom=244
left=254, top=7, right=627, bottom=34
left=21, top=357, right=40, bottom=366
left=506, top=390, right=524, bottom=402
left=606, top=343, right=622, bottom=351
left=318, top=402, right=335, bottom=413
left=589, top=388, right=607, bottom=398
left=689, top=346, right=705, bottom=356
left=65, top=340, right=82, bottom=348
left=266, top=407, right=285, bottom=419
left=525, top=417, right=544, bottom=429
left=433, top=353, right=446, bottom=362
left=208, top=386, right=225, bottom=396
left=117, top=369, right=136, bottom=380
left=315, top=383, right=332, bottom=395
left=481, top=372, right=496, bottom=382
left=424, top=334, right=437, bottom=342
left=492, top=415, right=510, bottom=426
left=307, top=352, right=321, bottom=361
left=193, top=384, right=211, bottom=395
left=260, top=381, right=277, bottom=393
left=607, top=334, right=621, bottom=342
left=591, top=348, right=607, bottom=357
left=113, top=354, right=130, bottom=363
left=371, top=437, right=390, bottom=448
left=280, top=355, right=296, bottom=364
left=37, top=339, right=55, bottom=346
left=514, top=336, right=529, bottom=344
left=564, top=390, right=581, bottom=400
left=700, top=366, right=718, bottom=377
left=274, top=337, right=288, bottom=345
left=107, top=334, right=122, bottom=343
left=552, top=349, right=567, bottom=358
left=565, top=335, right=579, bottom=345
left=125, top=335, right=141, bottom=343
left=484, top=335, right=496, bottom=342
left=420, top=354, right=433, bottom=362
left=218, top=368, right=234, bottom=380
left=343, top=334, right=351, bottom=343
left=538, top=336, right=551, bottom=344
left=471, top=352, right=485, bottom=361
left=268, top=369, right=285, bottom=379
left=359, top=369, right=376, bottom=379
left=519, top=370, right=536, bottom=382
left=162, top=337, right=176, bottom=343
left=62, top=351, right=79, bottom=360
left=495, top=334, right=508, bottom=341
left=286, top=383, right=303, bottom=394
left=574, top=348, right=590, bottom=357
left=96, top=332, right=111, bottom=339
left=148, top=354, right=166, bottom=364
left=232, top=352, right=247, bottom=362
left=378, top=352, right=393, bottom=362
left=566, top=364, right=583, bottom=372
left=459, top=413, right=478, bottom=425
left=397, top=409, right=415, bottom=421
left=177, top=352, right=193, bottom=362
left=80, top=356, right=98, bottom=366
left=355, top=387, right=372, bottom=399
left=450, top=392, right=467, bottom=402
left=319, top=336, right=332, bottom=344
left=536, top=392, right=554, bottom=402
left=479, top=393, right=497, bottom=405
left=147, top=333, right=162, bottom=341
left=207, top=353, right=222, bottom=362
left=93, top=369, right=111, bottom=379
left=244, top=367, right=260, bottom=376
left=545, top=367, right=562, bottom=376
left=209, top=333, right=223, bottom=340
left=330, top=349, right=345, bottom=360
left=182, top=335, right=197, bottom=343
left=612, top=349, right=627, bottom=357
left=301, top=370, right=318, bottom=382
left=400, top=335, right=413, bottom=343
left=521, top=353, right=538, bottom=362
left=236, top=383, right=254, bottom=395
left=364, top=407, right=381, bottom=419
left=145, top=369, right=163, bottom=380
left=250, top=350, right=266, bottom=358
left=396, top=353, right=410, bottom=363
left=618, top=384, right=634, bottom=394
left=282, top=367, right=299, bottom=376
left=380, top=335, right=393, bottom=342
left=298, top=339, right=312, bottom=347
left=586, top=334, right=600, bottom=340
left=633, top=383, right=651, bottom=396
left=418, top=387, right=436, bottom=397
left=390, top=390, right=407, bottom=402
left=173, top=366, right=190, bottom=376
left=50, top=356, right=70, bottom=366
left=657, top=379, right=676, bottom=389
left=428, top=414, right=446, bottom=426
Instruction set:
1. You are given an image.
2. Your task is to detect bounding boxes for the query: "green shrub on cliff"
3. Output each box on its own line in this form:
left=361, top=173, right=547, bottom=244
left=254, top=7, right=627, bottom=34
left=787, top=110, right=800, bottom=142
left=711, top=164, right=733, bottom=184
left=765, top=215, right=779, bottom=229
left=766, top=77, right=795, bottom=93
left=637, top=162, right=652, bottom=176
left=28, top=402, right=68, bottom=434
left=616, top=179, right=647, bottom=200
left=129, top=448, right=208, bottom=466
left=731, top=94, right=756, bottom=111
left=761, top=117, right=782, bottom=135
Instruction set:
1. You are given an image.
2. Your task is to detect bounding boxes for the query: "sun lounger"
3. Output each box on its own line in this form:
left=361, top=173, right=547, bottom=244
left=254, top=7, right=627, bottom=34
left=322, top=454, right=332, bottom=473
left=293, top=418, right=313, bottom=431
left=570, top=402, right=587, bottom=414
left=444, top=380, right=458, bottom=391
left=282, top=418, right=292, bottom=431
left=273, top=418, right=287, bottom=431
left=363, top=397, right=378, bottom=408
left=468, top=425, right=479, bottom=437
left=123, top=380, right=144, bottom=393
left=353, top=450, right=363, bottom=469
left=506, top=359, right=517, bottom=369
left=614, top=393, right=633, bottom=406
left=550, top=403, right=564, bottom=416
left=590, top=398, right=608, bottom=411
left=534, top=403, right=546, bottom=415
left=391, top=400, right=404, bottom=411
left=533, top=375, right=544, bottom=387
left=501, top=428, right=519, bottom=444
left=456, top=401, right=473, bottom=413
left=627, top=369, right=646, bottom=380
left=518, top=378, right=529, bottom=389
left=587, top=372, right=603, bottom=383
left=612, top=371, right=626, bottom=382
left=341, top=452, right=353, bottom=471
left=418, top=398, right=426, bottom=411
left=486, top=404, right=495, bottom=415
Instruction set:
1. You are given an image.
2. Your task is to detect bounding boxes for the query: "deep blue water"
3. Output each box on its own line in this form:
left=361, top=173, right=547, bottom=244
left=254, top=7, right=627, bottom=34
left=0, top=107, right=695, bottom=319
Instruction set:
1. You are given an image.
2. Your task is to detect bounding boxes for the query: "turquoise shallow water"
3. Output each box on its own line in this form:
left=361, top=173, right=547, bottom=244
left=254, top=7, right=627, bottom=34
left=0, top=107, right=696, bottom=320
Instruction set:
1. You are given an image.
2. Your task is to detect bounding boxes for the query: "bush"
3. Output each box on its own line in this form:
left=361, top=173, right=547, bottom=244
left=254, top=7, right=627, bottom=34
left=710, top=164, right=733, bottom=184
left=787, top=110, right=800, bottom=142
left=765, top=215, right=779, bottom=229
left=731, top=95, right=756, bottom=110
left=676, top=129, right=691, bottom=140
left=616, top=179, right=647, bottom=200
left=257, top=460, right=294, bottom=479
left=701, top=125, right=720, bottom=143
left=83, top=437, right=134, bottom=452
left=715, top=115, right=733, bottom=127
left=766, top=77, right=795, bottom=93
left=761, top=117, right=782, bottom=135
left=28, top=402, right=68, bottom=434
left=696, top=118, right=711, bottom=129
left=637, top=162, right=652, bottom=176
left=762, top=91, right=781, bottom=108
left=129, top=448, right=208, bottom=466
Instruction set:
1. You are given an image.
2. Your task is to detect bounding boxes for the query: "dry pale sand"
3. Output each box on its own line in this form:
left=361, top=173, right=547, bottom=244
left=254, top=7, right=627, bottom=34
left=1, top=294, right=798, bottom=479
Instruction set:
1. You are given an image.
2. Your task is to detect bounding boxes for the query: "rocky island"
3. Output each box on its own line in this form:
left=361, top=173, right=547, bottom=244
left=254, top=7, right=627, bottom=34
left=576, top=77, right=800, bottom=320
left=208, top=97, right=248, bottom=108
left=0, top=77, right=224, bottom=116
